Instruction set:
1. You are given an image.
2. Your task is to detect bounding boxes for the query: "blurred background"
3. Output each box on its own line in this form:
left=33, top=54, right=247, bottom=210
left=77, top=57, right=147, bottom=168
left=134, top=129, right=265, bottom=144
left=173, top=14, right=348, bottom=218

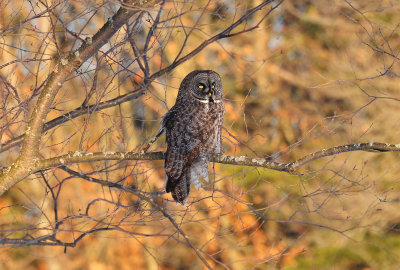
left=1, top=0, right=400, bottom=269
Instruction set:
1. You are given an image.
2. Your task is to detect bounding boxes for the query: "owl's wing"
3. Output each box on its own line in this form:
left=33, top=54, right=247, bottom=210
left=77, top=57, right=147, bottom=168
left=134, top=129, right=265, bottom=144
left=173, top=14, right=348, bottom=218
left=168, top=168, right=191, bottom=205
left=163, top=109, right=184, bottom=180
left=164, top=130, right=203, bottom=180
left=163, top=110, right=206, bottom=204
left=163, top=107, right=204, bottom=176
left=165, top=143, right=204, bottom=205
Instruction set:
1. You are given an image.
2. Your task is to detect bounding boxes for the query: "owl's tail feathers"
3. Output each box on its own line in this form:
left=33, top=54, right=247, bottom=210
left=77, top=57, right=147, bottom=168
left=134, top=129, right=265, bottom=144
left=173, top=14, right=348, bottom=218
left=165, top=170, right=191, bottom=205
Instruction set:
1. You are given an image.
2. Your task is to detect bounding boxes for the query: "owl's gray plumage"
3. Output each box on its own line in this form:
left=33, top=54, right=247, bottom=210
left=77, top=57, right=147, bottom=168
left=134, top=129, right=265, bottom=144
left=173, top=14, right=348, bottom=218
left=163, top=70, right=225, bottom=205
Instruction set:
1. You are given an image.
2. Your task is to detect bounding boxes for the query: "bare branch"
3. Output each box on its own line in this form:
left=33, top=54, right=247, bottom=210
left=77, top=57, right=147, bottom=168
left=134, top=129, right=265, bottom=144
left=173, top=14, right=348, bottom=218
left=12, top=141, right=398, bottom=175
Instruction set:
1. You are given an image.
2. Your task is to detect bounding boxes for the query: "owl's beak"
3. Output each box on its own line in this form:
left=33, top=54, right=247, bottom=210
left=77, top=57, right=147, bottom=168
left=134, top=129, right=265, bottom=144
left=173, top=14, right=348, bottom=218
left=208, top=91, right=215, bottom=103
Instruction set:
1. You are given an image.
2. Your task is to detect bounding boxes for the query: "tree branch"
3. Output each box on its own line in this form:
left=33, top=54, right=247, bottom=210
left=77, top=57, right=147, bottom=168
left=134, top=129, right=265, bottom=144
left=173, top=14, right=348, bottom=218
left=26, top=141, right=400, bottom=174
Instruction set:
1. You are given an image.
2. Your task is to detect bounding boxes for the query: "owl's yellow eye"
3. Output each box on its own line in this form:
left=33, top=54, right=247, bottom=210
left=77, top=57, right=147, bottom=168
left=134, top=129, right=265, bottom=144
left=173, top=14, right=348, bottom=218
left=198, top=84, right=204, bottom=89
left=211, top=84, right=215, bottom=89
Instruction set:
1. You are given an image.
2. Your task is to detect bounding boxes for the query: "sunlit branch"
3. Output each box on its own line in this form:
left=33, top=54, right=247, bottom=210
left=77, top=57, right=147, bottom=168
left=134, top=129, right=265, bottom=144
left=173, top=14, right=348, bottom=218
left=31, top=142, right=400, bottom=174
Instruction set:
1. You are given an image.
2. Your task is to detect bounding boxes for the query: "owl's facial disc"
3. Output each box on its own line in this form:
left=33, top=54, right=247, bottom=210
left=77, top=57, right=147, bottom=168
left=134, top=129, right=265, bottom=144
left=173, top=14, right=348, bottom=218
left=181, top=70, right=223, bottom=104
left=191, top=74, right=222, bottom=104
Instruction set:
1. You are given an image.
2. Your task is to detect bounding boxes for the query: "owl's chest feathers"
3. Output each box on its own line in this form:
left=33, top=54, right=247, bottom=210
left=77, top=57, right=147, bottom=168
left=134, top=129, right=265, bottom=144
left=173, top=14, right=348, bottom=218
left=164, top=100, right=223, bottom=139
left=185, top=102, right=221, bottom=141
left=189, top=100, right=221, bottom=119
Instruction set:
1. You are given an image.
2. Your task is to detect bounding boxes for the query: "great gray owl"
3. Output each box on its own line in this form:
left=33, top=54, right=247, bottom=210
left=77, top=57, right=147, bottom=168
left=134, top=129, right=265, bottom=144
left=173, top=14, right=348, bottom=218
left=162, top=70, right=225, bottom=205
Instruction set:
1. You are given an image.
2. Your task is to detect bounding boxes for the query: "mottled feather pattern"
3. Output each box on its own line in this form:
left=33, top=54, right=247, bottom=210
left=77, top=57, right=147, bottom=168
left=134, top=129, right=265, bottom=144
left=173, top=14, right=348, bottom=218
left=163, top=70, right=225, bottom=204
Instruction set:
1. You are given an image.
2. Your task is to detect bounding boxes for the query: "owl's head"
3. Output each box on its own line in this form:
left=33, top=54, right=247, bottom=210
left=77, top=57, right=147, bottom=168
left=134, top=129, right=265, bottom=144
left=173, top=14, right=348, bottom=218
left=178, top=70, right=223, bottom=104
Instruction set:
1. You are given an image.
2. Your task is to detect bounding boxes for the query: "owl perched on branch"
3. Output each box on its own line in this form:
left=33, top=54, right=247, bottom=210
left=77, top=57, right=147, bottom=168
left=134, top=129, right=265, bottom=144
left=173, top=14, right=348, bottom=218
left=162, top=70, right=225, bottom=205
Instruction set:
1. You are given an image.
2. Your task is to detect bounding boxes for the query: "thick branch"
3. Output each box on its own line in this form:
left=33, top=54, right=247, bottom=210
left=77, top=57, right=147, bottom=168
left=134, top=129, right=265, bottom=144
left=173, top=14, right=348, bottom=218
left=30, top=141, right=400, bottom=173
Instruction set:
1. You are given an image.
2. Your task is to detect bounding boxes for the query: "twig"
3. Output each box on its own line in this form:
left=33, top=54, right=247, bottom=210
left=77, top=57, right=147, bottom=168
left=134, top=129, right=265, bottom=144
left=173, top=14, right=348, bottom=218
left=138, top=127, right=165, bottom=152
